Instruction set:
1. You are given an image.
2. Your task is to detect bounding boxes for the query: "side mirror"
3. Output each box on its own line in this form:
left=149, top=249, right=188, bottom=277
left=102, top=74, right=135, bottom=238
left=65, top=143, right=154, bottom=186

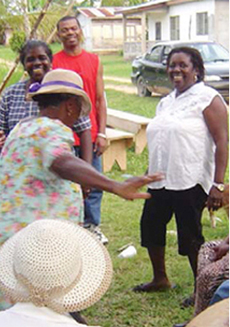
left=162, top=58, right=167, bottom=65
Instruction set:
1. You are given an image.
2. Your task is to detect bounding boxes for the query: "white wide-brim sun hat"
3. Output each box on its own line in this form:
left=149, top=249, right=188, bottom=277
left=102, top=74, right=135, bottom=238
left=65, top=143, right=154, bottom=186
left=28, top=68, right=92, bottom=118
left=0, top=219, right=113, bottom=313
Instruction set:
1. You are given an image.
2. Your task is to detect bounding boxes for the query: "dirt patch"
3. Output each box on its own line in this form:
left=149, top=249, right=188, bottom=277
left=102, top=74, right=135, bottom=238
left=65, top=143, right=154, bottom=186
left=104, top=76, right=131, bottom=84
left=105, top=83, right=137, bottom=94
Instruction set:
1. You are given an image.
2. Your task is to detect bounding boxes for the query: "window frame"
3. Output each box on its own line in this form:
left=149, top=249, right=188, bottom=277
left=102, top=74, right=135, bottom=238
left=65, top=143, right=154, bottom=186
left=170, top=16, right=180, bottom=40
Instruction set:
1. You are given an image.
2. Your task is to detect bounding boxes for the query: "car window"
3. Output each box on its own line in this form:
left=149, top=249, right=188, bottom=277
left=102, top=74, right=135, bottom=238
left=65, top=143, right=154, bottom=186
left=162, top=46, right=172, bottom=61
left=145, top=46, right=163, bottom=62
left=190, top=43, right=229, bottom=62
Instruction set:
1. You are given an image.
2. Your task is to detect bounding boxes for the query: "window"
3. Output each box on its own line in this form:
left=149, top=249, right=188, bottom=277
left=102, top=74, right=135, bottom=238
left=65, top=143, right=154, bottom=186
left=196, top=12, right=208, bottom=35
left=146, top=46, right=163, bottom=62
left=162, top=46, right=172, bottom=61
left=155, top=22, right=161, bottom=41
left=170, top=16, right=180, bottom=40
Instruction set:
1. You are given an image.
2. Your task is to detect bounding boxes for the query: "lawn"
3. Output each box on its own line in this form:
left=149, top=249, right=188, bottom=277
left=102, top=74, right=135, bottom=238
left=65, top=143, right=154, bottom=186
left=0, top=48, right=228, bottom=327
left=101, top=54, right=132, bottom=78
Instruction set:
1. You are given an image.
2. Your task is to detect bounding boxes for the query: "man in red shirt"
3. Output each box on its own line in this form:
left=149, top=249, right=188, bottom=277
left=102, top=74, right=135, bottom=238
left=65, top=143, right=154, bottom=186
left=53, top=16, right=108, bottom=244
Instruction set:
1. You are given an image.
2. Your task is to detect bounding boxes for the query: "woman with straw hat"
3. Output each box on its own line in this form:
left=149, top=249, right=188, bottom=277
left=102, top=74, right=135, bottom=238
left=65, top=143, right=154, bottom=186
left=0, top=68, right=163, bottom=247
left=0, top=219, right=113, bottom=326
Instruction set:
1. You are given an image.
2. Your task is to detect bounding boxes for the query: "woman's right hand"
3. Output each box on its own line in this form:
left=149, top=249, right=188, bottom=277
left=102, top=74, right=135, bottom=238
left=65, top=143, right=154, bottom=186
left=51, top=153, right=164, bottom=201
left=207, top=185, right=224, bottom=211
left=0, top=130, right=6, bottom=149
left=113, top=173, right=164, bottom=200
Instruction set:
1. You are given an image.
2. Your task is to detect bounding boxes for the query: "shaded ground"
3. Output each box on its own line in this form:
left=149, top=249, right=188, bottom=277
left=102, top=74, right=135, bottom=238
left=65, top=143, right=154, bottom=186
left=104, top=76, right=136, bottom=94
left=104, top=75, right=161, bottom=97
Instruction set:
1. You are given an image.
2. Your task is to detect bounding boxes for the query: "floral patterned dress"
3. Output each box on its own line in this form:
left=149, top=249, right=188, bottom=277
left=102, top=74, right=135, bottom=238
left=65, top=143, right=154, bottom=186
left=0, top=117, right=84, bottom=245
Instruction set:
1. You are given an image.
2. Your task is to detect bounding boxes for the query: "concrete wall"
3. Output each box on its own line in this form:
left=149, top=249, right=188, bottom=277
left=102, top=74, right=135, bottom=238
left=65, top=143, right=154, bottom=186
left=78, top=15, right=93, bottom=51
left=214, top=0, right=229, bottom=49
left=91, top=19, right=123, bottom=50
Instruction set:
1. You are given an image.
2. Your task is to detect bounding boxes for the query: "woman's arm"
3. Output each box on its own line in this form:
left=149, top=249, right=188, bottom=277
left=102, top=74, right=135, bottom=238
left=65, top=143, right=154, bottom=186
left=203, top=95, right=228, bottom=211
left=0, top=130, right=6, bottom=149
left=50, top=152, right=163, bottom=200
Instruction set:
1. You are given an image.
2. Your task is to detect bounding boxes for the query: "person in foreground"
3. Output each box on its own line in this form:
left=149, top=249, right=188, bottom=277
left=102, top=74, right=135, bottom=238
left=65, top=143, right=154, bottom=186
left=0, top=219, right=113, bottom=326
left=0, top=68, right=163, bottom=246
left=133, top=47, right=228, bottom=298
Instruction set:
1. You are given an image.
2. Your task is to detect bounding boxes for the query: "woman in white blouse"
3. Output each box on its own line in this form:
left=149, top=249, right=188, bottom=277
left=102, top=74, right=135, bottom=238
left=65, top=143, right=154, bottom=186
left=133, top=47, right=228, bottom=303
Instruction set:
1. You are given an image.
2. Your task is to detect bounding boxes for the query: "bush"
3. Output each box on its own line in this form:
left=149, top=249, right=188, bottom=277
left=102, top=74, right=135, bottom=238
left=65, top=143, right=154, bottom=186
left=9, top=31, right=26, bottom=53
left=0, top=20, right=6, bottom=45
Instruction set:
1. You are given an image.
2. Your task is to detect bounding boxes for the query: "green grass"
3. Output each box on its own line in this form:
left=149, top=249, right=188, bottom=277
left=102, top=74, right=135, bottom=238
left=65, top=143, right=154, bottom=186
left=0, top=45, right=17, bottom=61
left=0, top=46, right=24, bottom=86
left=0, top=50, right=228, bottom=326
left=101, top=54, right=132, bottom=78
left=106, top=89, right=160, bottom=118
left=0, top=43, right=62, bottom=62
left=49, top=42, right=62, bottom=54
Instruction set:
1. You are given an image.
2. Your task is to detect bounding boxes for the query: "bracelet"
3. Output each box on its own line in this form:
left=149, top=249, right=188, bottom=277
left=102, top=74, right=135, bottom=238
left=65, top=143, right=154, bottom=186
left=97, top=133, right=107, bottom=139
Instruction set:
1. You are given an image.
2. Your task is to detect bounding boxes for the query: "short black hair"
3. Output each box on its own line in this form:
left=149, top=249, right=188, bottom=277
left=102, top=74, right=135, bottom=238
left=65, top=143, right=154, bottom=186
left=56, top=16, right=81, bottom=30
left=19, top=40, right=53, bottom=67
left=167, top=46, right=205, bottom=82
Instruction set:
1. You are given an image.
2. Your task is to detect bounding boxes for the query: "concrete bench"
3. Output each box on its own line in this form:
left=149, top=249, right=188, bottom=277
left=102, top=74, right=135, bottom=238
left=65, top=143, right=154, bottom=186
left=102, top=127, right=134, bottom=172
left=106, top=108, right=151, bottom=154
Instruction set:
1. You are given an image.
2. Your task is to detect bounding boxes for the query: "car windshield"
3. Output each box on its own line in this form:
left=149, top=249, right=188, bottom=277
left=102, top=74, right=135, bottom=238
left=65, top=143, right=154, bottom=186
left=189, top=43, right=229, bottom=63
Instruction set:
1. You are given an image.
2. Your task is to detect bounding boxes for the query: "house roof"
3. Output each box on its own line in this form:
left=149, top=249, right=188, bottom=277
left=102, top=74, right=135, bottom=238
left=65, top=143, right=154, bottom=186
left=117, top=0, right=196, bottom=15
left=77, top=7, right=123, bottom=19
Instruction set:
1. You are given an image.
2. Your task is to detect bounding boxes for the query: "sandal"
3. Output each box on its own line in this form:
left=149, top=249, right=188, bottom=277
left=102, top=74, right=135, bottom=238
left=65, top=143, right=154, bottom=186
left=180, top=294, right=195, bottom=308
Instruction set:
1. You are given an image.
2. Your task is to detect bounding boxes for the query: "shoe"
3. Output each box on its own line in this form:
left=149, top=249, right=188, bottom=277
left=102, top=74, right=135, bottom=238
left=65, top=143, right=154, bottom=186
left=172, top=322, right=188, bottom=327
left=180, top=294, right=195, bottom=308
left=70, top=311, right=88, bottom=324
left=94, top=226, right=109, bottom=245
left=84, top=224, right=109, bottom=245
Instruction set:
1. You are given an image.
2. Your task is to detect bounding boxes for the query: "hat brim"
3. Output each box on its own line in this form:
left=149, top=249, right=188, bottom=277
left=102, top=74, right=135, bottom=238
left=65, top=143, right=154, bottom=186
left=0, top=221, right=112, bottom=313
left=29, top=86, right=92, bottom=118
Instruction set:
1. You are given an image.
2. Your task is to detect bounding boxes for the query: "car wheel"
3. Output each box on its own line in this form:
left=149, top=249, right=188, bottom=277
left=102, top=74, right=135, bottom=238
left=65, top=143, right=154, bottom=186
left=137, top=76, right=152, bottom=97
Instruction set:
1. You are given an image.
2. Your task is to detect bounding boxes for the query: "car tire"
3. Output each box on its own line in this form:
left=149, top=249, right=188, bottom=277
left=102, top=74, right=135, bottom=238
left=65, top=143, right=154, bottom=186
left=137, top=76, right=152, bottom=97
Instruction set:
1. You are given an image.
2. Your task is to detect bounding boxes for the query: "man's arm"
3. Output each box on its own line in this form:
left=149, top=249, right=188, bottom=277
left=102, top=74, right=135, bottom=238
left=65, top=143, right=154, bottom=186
left=95, top=59, right=107, bottom=156
left=0, top=90, right=10, bottom=150
left=73, top=117, right=93, bottom=199
left=72, top=116, right=93, bottom=164
left=78, top=128, right=92, bottom=164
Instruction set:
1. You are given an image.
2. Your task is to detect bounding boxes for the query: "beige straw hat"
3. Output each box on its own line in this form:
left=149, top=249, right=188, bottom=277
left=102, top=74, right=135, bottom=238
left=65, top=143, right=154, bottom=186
left=28, top=69, right=91, bottom=117
left=0, top=219, right=113, bottom=313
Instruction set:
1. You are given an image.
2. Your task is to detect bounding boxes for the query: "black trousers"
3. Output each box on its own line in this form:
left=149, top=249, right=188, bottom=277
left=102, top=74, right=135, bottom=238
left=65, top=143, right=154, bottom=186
left=140, top=184, right=207, bottom=255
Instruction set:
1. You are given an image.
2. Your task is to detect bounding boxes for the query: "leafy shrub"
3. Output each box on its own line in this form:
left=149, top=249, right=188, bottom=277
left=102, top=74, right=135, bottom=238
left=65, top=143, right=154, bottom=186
left=0, top=20, right=6, bottom=45
left=9, top=31, right=26, bottom=53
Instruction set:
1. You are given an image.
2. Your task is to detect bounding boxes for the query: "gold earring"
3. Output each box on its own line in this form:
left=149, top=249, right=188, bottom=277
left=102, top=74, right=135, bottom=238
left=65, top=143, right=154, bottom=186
left=194, top=75, right=198, bottom=82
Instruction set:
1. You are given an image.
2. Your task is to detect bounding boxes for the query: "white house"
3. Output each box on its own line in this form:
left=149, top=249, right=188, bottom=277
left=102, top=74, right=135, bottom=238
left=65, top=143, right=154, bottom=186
left=117, top=0, right=229, bottom=59
left=76, top=7, right=142, bottom=53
